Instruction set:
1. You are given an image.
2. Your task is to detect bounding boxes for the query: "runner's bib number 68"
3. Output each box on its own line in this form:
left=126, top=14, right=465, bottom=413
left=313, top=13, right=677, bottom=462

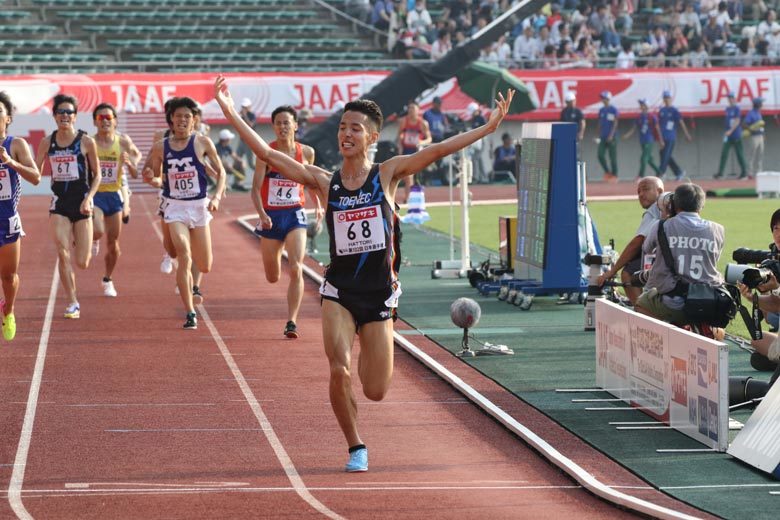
left=268, top=178, right=301, bottom=207
left=50, top=154, right=78, bottom=182
left=168, top=168, right=200, bottom=199
left=333, top=205, right=385, bottom=256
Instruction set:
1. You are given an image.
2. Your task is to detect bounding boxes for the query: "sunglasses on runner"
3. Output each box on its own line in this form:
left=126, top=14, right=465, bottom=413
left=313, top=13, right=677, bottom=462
left=95, top=114, right=114, bottom=121
left=55, top=109, right=76, bottom=115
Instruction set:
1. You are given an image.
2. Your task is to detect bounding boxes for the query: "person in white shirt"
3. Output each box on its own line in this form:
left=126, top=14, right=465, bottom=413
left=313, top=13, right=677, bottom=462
left=615, top=40, right=636, bottom=68
left=407, top=0, right=433, bottom=42
left=513, top=23, right=540, bottom=67
left=757, top=9, right=779, bottom=38
left=430, top=28, right=452, bottom=59
left=679, top=2, right=702, bottom=38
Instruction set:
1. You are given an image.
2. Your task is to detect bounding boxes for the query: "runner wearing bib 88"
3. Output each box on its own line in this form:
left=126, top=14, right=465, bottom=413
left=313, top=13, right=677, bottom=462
left=143, top=96, right=226, bottom=330
left=215, top=74, right=515, bottom=474
left=252, top=105, right=320, bottom=339
left=92, top=103, right=141, bottom=298
left=0, top=91, right=41, bottom=340
left=35, top=93, right=102, bottom=320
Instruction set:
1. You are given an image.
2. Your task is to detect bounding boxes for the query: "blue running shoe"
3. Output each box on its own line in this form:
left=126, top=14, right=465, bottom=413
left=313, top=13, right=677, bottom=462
left=344, top=447, right=368, bottom=472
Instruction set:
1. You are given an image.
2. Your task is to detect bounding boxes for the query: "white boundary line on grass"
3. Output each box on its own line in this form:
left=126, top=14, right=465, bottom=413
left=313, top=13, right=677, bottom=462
left=142, top=197, right=343, bottom=520
left=236, top=213, right=701, bottom=520
left=8, top=261, right=60, bottom=520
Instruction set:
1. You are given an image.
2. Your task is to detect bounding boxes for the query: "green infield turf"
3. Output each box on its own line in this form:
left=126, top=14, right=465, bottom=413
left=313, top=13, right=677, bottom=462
left=423, top=198, right=780, bottom=339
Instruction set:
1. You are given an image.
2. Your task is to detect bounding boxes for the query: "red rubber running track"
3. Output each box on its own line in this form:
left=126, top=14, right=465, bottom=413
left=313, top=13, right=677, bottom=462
left=0, top=193, right=711, bottom=519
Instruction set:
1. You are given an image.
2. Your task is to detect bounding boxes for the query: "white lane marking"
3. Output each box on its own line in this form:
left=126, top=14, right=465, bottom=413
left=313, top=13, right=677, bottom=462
left=198, top=304, right=345, bottom=520
left=64, top=482, right=250, bottom=489
left=8, top=261, right=59, bottom=520
left=105, top=428, right=268, bottom=433
left=62, top=403, right=216, bottom=408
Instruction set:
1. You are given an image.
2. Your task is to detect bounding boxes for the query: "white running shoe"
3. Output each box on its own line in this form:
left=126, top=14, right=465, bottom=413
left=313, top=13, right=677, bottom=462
left=64, top=302, right=80, bottom=319
left=160, top=254, right=173, bottom=274
left=102, top=279, right=117, bottom=297
left=92, top=240, right=100, bottom=257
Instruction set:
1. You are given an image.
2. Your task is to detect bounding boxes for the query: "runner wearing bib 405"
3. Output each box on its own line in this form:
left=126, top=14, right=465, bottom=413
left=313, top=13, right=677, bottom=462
left=144, top=96, right=226, bottom=330
left=251, top=106, right=320, bottom=339
left=215, top=74, right=514, bottom=474
left=0, top=91, right=42, bottom=340
left=92, top=103, right=141, bottom=298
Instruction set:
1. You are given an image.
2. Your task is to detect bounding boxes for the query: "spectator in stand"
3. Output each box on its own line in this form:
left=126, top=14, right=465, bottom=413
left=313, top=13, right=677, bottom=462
left=423, top=96, right=448, bottom=144
left=571, top=3, right=591, bottom=26
left=576, top=37, right=599, bottom=66
left=613, top=0, right=634, bottom=35
left=743, top=97, right=765, bottom=177
left=371, top=0, right=394, bottom=30
left=715, top=91, right=749, bottom=179
left=658, top=90, right=693, bottom=180
left=739, top=35, right=760, bottom=65
left=296, top=108, right=313, bottom=140
left=557, top=40, right=577, bottom=64
left=553, top=22, right=573, bottom=46
left=703, top=11, right=727, bottom=55
left=589, top=4, right=622, bottom=51
left=547, top=4, right=563, bottom=29
left=538, top=25, right=555, bottom=50
left=746, top=0, right=768, bottom=22
left=443, top=0, right=471, bottom=31
left=687, top=37, right=713, bottom=66
left=648, top=25, right=669, bottom=55
left=668, top=25, right=690, bottom=65
left=700, top=0, right=719, bottom=15
left=715, top=1, right=734, bottom=30
left=597, top=90, right=619, bottom=182
left=492, top=34, right=513, bottom=66
left=513, top=23, right=540, bottom=67
left=541, top=44, right=559, bottom=68
left=768, top=24, right=780, bottom=61
left=470, top=16, right=489, bottom=37
left=407, top=0, right=434, bottom=43
left=492, top=132, right=517, bottom=176
left=680, top=2, right=702, bottom=38
left=757, top=9, right=778, bottom=38
left=430, top=28, right=452, bottom=59
left=725, top=0, right=743, bottom=23
left=560, top=92, right=586, bottom=150
left=616, top=39, right=636, bottom=67
left=623, top=99, right=661, bottom=179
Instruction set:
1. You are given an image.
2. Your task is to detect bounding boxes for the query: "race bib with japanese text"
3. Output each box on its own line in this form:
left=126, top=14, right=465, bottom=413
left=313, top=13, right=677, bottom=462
left=333, top=205, right=386, bottom=256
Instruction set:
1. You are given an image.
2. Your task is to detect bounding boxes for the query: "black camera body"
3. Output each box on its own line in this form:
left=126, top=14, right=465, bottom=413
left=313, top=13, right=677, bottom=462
left=726, top=246, right=780, bottom=289
left=732, top=247, right=780, bottom=265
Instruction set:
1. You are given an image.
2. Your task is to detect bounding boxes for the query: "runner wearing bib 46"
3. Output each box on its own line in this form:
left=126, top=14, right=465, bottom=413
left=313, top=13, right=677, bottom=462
left=0, top=91, right=41, bottom=340
left=252, top=105, right=321, bottom=339
left=215, top=74, right=514, bottom=473
left=92, top=103, right=141, bottom=298
left=143, top=96, right=226, bottom=330
left=35, top=93, right=101, bottom=320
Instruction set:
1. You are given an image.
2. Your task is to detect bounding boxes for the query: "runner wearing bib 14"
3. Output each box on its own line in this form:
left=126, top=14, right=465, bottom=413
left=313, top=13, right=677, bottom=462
left=0, top=91, right=42, bottom=340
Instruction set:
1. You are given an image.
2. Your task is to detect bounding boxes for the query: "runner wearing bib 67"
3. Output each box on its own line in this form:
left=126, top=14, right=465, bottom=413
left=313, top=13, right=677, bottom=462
left=35, top=93, right=101, bottom=320
left=0, top=92, right=41, bottom=340
left=215, top=74, right=515, bottom=473
left=143, top=97, right=226, bottom=330
left=92, top=103, right=141, bottom=298
left=252, top=105, right=320, bottom=339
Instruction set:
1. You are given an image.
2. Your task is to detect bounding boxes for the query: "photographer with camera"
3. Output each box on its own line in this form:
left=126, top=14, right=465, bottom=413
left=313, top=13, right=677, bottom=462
left=597, top=176, right=664, bottom=305
left=635, top=184, right=727, bottom=336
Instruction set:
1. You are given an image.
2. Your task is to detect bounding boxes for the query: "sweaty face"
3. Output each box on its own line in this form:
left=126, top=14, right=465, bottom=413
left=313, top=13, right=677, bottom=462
left=94, top=108, right=117, bottom=133
left=338, top=111, right=377, bottom=158
left=54, top=102, right=77, bottom=129
left=273, top=111, right=297, bottom=140
left=172, top=107, right=194, bottom=135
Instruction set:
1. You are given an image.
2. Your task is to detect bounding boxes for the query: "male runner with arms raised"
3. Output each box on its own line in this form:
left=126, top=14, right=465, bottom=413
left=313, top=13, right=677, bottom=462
left=215, top=75, right=513, bottom=472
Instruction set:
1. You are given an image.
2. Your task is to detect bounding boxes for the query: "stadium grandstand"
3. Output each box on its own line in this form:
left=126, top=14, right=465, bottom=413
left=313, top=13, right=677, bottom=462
left=2, top=0, right=778, bottom=74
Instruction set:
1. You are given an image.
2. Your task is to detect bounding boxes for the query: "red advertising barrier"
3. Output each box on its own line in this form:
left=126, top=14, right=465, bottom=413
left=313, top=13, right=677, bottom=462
left=1, top=68, right=776, bottom=122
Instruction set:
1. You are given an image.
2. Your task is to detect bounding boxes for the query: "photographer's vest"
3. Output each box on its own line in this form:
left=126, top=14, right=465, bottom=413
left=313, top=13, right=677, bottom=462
left=645, top=212, right=725, bottom=296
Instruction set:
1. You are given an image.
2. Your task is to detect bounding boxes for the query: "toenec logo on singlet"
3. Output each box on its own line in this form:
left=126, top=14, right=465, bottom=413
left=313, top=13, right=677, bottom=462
left=167, top=157, right=194, bottom=171
left=338, top=192, right=372, bottom=208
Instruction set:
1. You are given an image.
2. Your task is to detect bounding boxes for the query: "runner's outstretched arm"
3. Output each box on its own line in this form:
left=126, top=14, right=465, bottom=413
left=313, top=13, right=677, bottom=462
left=214, top=75, right=322, bottom=190
left=384, top=90, right=514, bottom=180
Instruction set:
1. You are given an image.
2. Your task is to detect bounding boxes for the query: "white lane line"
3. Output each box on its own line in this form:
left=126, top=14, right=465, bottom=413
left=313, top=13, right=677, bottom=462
left=198, top=304, right=345, bottom=520
left=63, top=403, right=216, bottom=408
left=105, top=428, right=267, bottom=433
left=8, top=260, right=59, bottom=520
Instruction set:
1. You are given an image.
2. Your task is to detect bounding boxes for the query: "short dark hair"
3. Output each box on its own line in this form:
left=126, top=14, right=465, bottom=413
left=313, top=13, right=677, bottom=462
left=0, top=91, right=13, bottom=118
left=673, top=183, right=705, bottom=213
left=770, top=209, right=780, bottom=230
left=272, top=105, right=297, bottom=123
left=92, top=102, right=117, bottom=120
left=53, top=94, right=78, bottom=114
left=165, top=97, right=199, bottom=125
left=343, top=99, right=383, bottom=131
